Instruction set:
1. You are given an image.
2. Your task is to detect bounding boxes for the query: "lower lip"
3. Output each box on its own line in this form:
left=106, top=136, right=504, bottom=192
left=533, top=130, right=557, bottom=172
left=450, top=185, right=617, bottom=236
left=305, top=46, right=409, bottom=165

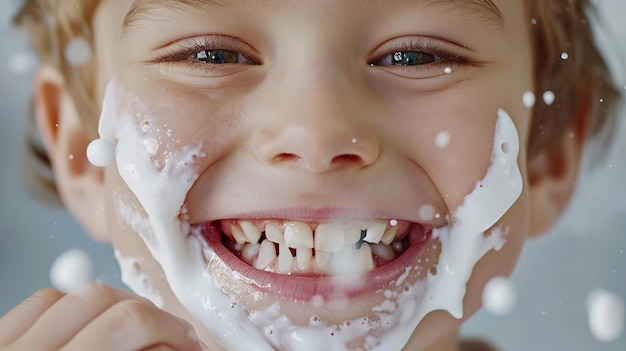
left=198, top=223, right=432, bottom=302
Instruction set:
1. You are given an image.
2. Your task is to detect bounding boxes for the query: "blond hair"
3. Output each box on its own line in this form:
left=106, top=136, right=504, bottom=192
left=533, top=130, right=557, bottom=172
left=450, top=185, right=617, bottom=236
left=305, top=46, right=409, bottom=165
left=14, top=0, right=622, bottom=204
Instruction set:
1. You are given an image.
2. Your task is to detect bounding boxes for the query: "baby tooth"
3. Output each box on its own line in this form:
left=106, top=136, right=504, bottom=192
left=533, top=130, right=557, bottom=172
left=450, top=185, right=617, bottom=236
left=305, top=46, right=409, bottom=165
left=240, top=221, right=262, bottom=244
left=315, top=222, right=344, bottom=253
left=370, top=243, right=395, bottom=261
left=242, top=243, right=261, bottom=262
left=265, top=223, right=284, bottom=244
left=231, top=225, right=248, bottom=245
left=355, top=243, right=374, bottom=272
left=381, top=226, right=398, bottom=245
left=296, top=248, right=312, bottom=270
left=278, top=244, right=294, bottom=273
left=344, top=221, right=362, bottom=244
left=284, top=222, right=314, bottom=249
left=254, top=240, right=276, bottom=270
left=315, top=250, right=332, bottom=270
left=364, top=220, right=386, bottom=244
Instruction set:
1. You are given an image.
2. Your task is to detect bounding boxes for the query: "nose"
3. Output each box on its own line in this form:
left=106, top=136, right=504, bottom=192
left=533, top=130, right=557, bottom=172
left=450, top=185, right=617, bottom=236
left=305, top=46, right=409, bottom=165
left=250, top=74, right=380, bottom=173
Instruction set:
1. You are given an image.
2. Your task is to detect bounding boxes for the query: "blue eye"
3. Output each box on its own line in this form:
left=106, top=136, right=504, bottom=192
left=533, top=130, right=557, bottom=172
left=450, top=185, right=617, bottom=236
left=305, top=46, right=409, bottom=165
left=194, top=50, right=251, bottom=64
left=379, top=51, right=440, bottom=66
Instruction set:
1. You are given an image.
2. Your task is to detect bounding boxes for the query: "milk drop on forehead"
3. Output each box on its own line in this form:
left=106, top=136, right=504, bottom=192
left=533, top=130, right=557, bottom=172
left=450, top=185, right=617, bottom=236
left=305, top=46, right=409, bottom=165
left=97, top=78, right=522, bottom=350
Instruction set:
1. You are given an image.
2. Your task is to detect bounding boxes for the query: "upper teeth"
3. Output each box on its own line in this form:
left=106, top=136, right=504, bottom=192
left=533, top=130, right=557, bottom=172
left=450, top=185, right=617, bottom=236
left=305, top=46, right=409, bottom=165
left=223, top=219, right=403, bottom=275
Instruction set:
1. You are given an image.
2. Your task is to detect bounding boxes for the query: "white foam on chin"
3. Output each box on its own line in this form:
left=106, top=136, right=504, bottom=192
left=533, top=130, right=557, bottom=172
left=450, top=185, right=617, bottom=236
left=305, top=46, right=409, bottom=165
left=96, top=79, right=522, bottom=350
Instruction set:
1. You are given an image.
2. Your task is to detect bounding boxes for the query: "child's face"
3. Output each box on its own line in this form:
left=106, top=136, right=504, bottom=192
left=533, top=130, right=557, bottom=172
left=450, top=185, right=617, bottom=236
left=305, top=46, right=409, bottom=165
left=86, top=0, right=535, bottom=349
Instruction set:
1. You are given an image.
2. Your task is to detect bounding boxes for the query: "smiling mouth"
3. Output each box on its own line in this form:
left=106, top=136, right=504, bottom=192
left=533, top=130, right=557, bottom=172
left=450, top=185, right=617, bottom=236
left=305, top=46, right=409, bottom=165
left=194, top=217, right=432, bottom=301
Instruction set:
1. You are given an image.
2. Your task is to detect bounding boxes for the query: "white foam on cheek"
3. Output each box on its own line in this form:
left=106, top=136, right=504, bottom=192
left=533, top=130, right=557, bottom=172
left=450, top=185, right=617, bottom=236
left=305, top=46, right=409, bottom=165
left=114, top=251, right=164, bottom=308
left=98, top=77, right=522, bottom=351
left=99, top=80, right=272, bottom=350
left=373, top=109, right=522, bottom=350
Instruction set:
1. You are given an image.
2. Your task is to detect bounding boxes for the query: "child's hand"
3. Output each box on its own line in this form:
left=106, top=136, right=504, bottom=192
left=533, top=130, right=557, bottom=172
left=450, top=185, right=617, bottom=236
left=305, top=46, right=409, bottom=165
left=0, top=283, right=204, bottom=351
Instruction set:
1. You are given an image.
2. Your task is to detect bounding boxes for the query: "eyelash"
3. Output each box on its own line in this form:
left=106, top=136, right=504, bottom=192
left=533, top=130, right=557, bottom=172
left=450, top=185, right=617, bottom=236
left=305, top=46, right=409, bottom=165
left=149, top=36, right=260, bottom=73
left=149, top=35, right=470, bottom=76
left=369, top=37, right=470, bottom=68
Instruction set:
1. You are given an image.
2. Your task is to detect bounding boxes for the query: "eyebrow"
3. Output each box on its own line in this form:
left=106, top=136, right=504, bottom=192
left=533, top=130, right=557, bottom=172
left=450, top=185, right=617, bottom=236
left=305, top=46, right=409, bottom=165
left=123, top=0, right=503, bottom=31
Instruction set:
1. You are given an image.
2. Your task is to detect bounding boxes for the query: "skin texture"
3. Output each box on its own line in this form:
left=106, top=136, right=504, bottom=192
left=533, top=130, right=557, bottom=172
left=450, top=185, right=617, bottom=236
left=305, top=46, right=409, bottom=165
left=1, top=0, right=590, bottom=350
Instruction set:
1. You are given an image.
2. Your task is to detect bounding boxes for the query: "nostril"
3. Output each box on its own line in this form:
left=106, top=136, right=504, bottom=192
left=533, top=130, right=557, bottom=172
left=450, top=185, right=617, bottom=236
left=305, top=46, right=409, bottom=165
left=272, top=153, right=301, bottom=163
left=331, top=154, right=362, bottom=165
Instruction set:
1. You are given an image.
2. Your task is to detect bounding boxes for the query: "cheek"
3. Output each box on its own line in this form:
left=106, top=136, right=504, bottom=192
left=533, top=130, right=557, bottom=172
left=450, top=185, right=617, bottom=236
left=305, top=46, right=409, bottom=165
left=388, top=88, right=499, bottom=210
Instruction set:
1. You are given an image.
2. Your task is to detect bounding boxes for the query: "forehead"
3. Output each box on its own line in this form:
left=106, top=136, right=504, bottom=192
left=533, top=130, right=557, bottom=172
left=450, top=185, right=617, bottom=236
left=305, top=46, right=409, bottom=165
left=122, top=0, right=507, bottom=29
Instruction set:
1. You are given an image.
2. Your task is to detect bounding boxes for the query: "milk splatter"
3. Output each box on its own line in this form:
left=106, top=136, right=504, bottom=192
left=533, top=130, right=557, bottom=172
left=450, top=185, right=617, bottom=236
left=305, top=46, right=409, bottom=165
left=8, top=51, right=38, bottom=74
left=522, top=91, right=535, bottom=108
left=97, top=79, right=523, bottom=350
left=435, top=131, right=451, bottom=148
left=418, top=204, right=436, bottom=221
left=587, top=289, right=624, bottom=342
left=482, top=276, right=516, bottom=316
left=64, top=37, right=92, bottom=66
left=49, top=248, right=93, bottom=292
left=87, top=138, right=115, bottom=167
left=542, top=91, right=556, bottom=106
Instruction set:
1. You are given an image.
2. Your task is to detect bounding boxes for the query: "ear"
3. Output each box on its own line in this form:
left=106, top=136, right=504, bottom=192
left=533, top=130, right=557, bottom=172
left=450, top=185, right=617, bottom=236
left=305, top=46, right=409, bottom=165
left=34, top=65, right=109, bottom=242
left=527, top=88, right=591, bottom=237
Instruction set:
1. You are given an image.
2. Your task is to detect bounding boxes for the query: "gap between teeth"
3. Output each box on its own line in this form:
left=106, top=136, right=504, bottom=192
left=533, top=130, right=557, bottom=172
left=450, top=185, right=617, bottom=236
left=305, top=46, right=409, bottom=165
left=227, top=219, right=405, bottom=275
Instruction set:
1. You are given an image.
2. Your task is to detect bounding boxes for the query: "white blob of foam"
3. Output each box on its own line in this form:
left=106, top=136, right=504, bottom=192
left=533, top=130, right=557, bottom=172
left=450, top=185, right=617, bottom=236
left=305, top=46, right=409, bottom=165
left=99, top=77, right=523, bottom=351
left=50, top=248, right=93, bottom=292
left=482, top=276, right=516, bottom=316
left=418, top=204, right=436, bottom=221
left=86, top=138, right=116, bottom=167
left=444, top=67, right=452, bottom=74
left=64, top=37, right=92, bottom=66
left=115, top=251, right=164, bottom=308
left=543, top=91, right=556, bottom=106
left=587, top=289, right=625, bottom=342
left=8, top=51, right=39, bottom=74
left=560, top=52, right=569, bottom=60
left=522, top=91, right=536, bottom=108
left=435, top=131, right=451, bottom=148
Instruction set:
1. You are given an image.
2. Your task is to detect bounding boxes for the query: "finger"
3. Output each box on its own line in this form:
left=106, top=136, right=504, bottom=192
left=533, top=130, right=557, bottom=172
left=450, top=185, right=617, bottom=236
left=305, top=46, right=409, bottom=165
left=61, top=299, right=202, bottom=351
left=17, top=282, right=145, bottom=350
left=0, top=288, right=65, bottom=346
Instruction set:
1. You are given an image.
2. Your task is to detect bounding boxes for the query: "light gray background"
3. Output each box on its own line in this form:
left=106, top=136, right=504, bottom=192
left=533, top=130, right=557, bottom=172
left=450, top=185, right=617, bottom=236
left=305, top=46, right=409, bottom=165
left=1, top=1, right=625, bottom=350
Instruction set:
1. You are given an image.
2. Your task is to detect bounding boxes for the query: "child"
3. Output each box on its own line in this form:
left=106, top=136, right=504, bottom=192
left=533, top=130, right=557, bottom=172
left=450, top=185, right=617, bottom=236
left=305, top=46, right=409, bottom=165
left=0, top=0, right=621, bottom=350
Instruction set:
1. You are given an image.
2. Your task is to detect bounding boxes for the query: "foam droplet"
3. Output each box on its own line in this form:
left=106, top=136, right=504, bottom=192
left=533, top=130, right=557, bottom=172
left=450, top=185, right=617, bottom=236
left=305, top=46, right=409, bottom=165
left=587, top=289, right=625, bottom=342
left=87, top=138, right=116, bottom=167
left=435, top=131, right=451, bottom=148
left=482, top=276, right=516, bottom=316
left=542, top=91, right=555, bottom=106
left=444, top=67, right=452, bottom=74
left=64, top=37, right=92, bottom=66
left=522, top=91, right=535, bottom=108
left=8, top=51, right=39, bottom=74
left=560, top=52, right=569, bottom=60
left=50, top=248, right=93, bottom=292
left=418, top=204, right=435, bottom=221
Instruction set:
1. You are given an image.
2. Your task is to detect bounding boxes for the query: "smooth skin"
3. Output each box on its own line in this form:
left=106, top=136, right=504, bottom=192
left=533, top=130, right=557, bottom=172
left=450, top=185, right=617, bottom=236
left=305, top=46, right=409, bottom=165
left=0, top=0, right=590, bottom=350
